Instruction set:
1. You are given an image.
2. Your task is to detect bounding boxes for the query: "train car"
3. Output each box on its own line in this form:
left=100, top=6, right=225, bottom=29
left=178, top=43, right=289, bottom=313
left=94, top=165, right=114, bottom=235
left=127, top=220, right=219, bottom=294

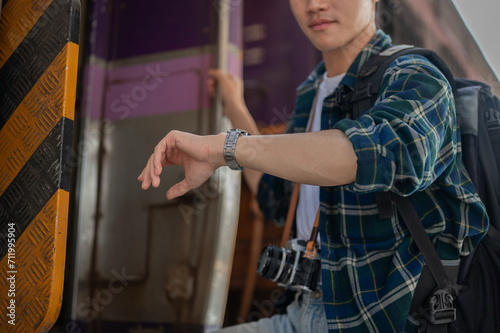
left=63, top=1, right=244, bottom=332
left=0, top=1, right=498, bottom=332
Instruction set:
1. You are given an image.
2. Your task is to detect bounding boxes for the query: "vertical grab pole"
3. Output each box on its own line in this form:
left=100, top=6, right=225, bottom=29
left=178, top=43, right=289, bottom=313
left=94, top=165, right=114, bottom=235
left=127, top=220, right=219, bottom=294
left=203, top=0, right=242, bottom=329
left=214, top=0, right=230, bottom=133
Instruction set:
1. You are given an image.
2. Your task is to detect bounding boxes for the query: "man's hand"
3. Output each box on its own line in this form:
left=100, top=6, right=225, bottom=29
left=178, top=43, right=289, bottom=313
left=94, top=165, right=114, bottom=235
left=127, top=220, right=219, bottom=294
left=207, top=69, right=246, bottom=117
left=138, top=130, right=226, bottom=199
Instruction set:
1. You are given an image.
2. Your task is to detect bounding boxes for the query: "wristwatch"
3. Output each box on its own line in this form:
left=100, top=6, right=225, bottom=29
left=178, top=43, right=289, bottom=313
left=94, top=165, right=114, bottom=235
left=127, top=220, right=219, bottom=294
left=223, top=129, right=250, bottom=170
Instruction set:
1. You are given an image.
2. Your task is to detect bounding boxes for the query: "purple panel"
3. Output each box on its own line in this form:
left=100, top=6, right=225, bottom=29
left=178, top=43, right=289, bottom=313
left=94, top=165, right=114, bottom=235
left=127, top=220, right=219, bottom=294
left=100, top=51, right=241, bottom=120
left=85, top=0, right=113, bottom=59
left=102, top=54, right=211, bottom=120
left=81, top=64, right=106, bottom=119
left=108, top=0, right=212, bottom=61
left=229, top=0, right=243, bottom=47
left=227, top=51, right=242, bottom=77
left=242, top=0, right=322, bottom=126
left=105, top=70, right=201, bottom=119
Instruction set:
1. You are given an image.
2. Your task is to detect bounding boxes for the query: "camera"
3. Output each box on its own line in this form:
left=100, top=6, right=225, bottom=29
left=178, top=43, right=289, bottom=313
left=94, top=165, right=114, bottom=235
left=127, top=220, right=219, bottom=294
left=256, top=239, right=321, bottom=292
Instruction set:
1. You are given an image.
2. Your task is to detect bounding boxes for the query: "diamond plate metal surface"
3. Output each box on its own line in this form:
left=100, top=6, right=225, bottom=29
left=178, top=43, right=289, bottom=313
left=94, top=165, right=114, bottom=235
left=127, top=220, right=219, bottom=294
left=0, top=0, right=53, bottom=68
left=0, top=190, right=69, bottom=332
left=0, top=42, right=77, bottom=196
left=0, top=0, right=72, bottom=128
left=0, top=0, right=79, bottom=332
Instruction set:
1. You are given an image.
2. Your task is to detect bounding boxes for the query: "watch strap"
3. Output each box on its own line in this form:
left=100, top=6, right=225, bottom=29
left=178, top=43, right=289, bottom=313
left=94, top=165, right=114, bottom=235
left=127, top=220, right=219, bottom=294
left=223, top=129, right=250, bottom=170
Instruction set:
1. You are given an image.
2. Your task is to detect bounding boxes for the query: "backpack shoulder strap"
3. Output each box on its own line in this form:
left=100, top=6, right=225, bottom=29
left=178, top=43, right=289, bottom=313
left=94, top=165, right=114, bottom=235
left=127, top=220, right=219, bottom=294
left=352, top=45, right=456, bottom=120
left=393, top=194, right=459, bottom=330
left=392, top=194, right=451, bottom=290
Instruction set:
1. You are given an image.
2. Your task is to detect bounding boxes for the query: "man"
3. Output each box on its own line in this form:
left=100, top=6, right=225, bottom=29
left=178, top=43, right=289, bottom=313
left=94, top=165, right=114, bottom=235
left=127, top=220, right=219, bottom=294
left=138, top=0, right=488, bottom=331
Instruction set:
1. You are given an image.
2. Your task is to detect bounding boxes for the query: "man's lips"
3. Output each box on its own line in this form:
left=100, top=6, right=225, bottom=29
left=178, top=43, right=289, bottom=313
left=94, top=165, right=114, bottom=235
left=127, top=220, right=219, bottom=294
left=309, top=19, right=336, bottom=31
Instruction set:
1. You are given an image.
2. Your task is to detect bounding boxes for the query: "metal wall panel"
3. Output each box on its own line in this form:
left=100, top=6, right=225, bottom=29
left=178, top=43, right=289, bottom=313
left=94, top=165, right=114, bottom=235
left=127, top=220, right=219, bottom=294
left=0, top=0, right=80, bottom=332
left=64, top=1, right=242, bottom=331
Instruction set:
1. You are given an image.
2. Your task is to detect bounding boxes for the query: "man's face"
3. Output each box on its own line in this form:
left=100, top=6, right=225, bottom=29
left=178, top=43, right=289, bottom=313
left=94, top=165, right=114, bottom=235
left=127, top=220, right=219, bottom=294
left=290, top=0, right=378, bottom=53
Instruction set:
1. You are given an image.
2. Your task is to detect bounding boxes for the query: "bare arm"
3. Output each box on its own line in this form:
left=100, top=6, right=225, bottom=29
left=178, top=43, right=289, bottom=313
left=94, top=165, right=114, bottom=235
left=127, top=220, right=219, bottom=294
left=138, top=129, right=357, bottom=199
left=234, top=130, right=357, bottom=186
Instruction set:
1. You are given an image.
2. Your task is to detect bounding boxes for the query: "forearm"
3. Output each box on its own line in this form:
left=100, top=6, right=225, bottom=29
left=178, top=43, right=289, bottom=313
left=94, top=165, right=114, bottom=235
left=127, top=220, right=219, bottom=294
left=231, top=130, right=357, bottom=186
left=139, top=129, right=356, bottom=201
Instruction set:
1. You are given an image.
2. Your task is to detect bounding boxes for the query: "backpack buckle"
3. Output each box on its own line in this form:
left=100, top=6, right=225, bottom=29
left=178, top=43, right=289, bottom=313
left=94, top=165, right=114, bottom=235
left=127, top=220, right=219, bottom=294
left=425, top=290, right=456, bottom=325
left=486, top=109, right=500, bottom=131
left=354, top=82, right=373, bottom=100
left=335, top=89, right=343, bottom=104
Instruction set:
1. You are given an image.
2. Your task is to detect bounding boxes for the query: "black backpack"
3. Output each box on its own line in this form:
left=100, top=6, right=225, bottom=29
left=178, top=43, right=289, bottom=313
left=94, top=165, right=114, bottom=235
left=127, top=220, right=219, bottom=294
left=350, top=45, right=500, bottom=332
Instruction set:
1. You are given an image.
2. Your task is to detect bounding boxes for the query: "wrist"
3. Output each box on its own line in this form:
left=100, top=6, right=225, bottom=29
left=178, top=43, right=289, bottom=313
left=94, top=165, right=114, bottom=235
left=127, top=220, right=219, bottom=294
left=211, top=132, right=227, bottom=168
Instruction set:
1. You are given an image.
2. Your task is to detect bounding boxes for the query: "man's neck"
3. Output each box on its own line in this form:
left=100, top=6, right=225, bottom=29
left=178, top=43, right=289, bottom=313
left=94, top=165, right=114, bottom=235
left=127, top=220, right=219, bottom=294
left=322, top=25, right=376, bottom=77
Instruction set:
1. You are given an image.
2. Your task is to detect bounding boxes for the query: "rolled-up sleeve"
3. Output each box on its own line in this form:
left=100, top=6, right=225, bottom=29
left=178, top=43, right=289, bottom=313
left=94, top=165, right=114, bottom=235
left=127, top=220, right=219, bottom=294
left=334, top=55, right=456, bottom=195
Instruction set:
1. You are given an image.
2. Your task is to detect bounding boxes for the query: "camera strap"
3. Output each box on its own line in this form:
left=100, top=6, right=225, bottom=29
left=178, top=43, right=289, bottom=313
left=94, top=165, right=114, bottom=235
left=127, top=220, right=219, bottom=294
left=305, top=210, right=320, bottom=258
left=281, top=85, right=322, bottom=254
left=280, top=182, right=300, bottom=247
left=279, top=183, right=320, bottom=257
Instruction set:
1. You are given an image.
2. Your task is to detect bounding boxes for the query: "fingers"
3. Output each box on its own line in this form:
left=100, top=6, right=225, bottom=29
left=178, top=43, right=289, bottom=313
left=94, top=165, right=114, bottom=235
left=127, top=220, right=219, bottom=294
left=138, top=153, right=161, bottom=190
left=208, top=68, right=222, bottom=79
left=141, top=155, right=154, bottom=189
left=207, top=69, right=222, bottom=97
left=138, top=131, right=179, bottom=191
left=207, top=69, right=244, bottom=109
left=207, top=68, right=238, bottom=87
left=166, top=179, right=190, bottom=200
left=138, top=130, right=213, bottom=200
left=137, top=168, right=144, bottom=182
left=150, top=155, right=159, bottom=187
left=152, top=140, right=167, bottom=186
left=139, top=164, right=151, bottom=190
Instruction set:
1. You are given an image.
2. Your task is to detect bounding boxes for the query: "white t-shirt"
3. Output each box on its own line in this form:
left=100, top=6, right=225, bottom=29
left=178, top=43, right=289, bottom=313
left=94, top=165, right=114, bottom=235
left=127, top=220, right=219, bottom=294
left=296, top=71, right=345, bottom=243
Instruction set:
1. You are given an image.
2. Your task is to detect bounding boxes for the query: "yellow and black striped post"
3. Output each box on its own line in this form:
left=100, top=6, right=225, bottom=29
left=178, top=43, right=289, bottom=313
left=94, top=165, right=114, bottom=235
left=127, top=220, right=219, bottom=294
left=0, top=0, right=80, bottom=331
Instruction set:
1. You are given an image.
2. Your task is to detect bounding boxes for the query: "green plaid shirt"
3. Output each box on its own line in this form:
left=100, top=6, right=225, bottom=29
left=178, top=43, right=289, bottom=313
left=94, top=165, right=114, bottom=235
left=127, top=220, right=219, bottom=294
left=257, top=30, right=488, bottom=332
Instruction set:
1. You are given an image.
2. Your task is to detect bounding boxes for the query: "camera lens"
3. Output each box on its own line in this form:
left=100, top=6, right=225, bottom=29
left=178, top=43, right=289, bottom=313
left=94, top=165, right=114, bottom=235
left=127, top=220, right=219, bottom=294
left=257, top=240, right=321, bottom=291
left=257, top=245, right=284, bottom=280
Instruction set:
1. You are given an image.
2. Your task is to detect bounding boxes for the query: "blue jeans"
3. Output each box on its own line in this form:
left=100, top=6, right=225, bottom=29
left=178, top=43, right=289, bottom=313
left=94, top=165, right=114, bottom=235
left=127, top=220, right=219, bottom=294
left=216, top=290, right=328, bottom=333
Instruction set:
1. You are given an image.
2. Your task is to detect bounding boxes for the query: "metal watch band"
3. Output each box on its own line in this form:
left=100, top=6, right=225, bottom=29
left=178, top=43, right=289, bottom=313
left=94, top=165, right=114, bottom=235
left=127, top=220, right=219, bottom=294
left=223, top=129, right=250, bottom=170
